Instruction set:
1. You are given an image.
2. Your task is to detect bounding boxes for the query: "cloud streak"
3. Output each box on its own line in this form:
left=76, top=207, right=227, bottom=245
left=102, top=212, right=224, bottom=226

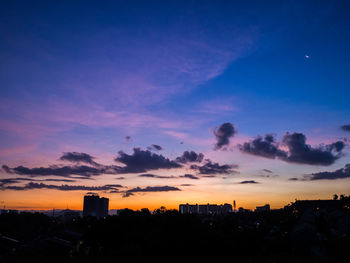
left=0, top=177, right=77, bottom=187
left=2, top=182, right=123, bottom=191
left=122, top=186, right=181, bottom=198
left=180, top=174, right=199, bottom=180
left=304, top=163, right=350, bottom=180
left=138, top=173, right=177, bottom=179
left=2, top=164, right=117, bottom=178
left=239, top=180, right=259, bottom=184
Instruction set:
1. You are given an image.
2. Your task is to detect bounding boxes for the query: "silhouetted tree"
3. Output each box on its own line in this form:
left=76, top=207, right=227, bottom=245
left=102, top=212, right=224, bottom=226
left=140, top=208, right=151, bottom=216
left=154, top=206, right=167, bottom=214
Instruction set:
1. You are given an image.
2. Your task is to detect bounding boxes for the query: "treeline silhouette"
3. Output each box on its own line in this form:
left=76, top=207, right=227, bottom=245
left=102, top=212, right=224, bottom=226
left=1, top=199, right=350, bottom=263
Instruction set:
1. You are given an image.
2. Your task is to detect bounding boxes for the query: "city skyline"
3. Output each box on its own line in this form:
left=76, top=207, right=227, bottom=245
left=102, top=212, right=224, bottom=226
left=1, top=1, right=350, bottom=211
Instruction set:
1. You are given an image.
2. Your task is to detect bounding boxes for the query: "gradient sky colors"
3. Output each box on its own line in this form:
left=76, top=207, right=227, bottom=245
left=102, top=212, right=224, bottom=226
left=1, top=1, right=350, bottom=211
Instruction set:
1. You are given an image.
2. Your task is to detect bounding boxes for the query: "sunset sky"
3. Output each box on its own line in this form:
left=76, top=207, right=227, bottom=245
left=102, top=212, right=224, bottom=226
left=1, top=0, right=350, bottom=211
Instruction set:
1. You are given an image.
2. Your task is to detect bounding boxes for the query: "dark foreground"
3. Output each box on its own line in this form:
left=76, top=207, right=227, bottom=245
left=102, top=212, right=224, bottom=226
left=1, top=202, right=350, bottom=263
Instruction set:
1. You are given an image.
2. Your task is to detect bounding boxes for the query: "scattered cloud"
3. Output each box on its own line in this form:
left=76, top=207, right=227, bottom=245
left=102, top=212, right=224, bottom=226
left=2, top=149, right=237, bottom=184
left=240, top=132, right=345, bottom=166
left=288, top=177, right=299, bottom=181
left=59, top=152, right=100, bottom=166
left=115, top=148, right=182, bottom=173
left=147, top=144, right=163, bottom=151
left=304, top=163, right=350, bottom=180
left=282, top=133, right=345, bottom=166
left=214, top=122, right=237, bottom=150
left=239, top=180, right=259, bottom=184
left=262, top=169, right=273, bottom=173
left=190, top=160, right=239, bottom=175
left=239, top=134, right=287, bottom=159
left=175, top=151, right=204, bottom=163
left=180, top=174, right=199, bottom=180
left=340, top=125, right=350, bottom=131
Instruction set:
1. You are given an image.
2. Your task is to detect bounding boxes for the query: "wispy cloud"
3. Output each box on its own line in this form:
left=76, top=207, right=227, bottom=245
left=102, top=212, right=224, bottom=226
left=121, top=186, right=181, bottom=198
left=2, top=182, right=123, bottom=192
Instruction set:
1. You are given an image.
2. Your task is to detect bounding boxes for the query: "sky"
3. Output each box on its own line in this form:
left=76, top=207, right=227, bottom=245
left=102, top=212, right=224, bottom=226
left=1, top=0, right=350, bottom=211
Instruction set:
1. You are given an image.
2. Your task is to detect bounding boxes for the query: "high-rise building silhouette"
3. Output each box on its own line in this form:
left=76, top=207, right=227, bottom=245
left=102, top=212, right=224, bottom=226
left=83, top=193, right=109, bottom=218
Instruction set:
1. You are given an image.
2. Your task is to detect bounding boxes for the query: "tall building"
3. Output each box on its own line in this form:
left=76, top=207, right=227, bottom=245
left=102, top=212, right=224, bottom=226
left=83, top=193, right=109, bottom=218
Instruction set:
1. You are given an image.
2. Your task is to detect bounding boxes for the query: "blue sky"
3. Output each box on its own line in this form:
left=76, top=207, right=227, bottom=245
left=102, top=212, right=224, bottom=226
left=1, top=0, right=350, bottom=210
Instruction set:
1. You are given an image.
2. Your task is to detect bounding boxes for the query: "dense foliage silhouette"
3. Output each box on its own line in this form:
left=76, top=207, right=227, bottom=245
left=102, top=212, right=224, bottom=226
left=1, top=198, right=350, bottom=262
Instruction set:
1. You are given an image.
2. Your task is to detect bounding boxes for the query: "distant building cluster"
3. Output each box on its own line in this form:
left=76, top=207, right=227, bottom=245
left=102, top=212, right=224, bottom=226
left=83, top=193, right=109, bottom=218
left=179, top=203, right=233, bottom=215
left=0, top=209, right=18, bottom=215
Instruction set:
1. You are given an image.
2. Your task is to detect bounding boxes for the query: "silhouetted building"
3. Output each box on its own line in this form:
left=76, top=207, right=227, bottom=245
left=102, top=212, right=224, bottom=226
left=238, top=207, right=251, bottom=213
left=179, top=203, right=198, bottom=214
left=255, top=204, right=270, bottom=212
left=221, top=203, right=233, bottom=213
left=83, top=193, right=109, bottom=218
left=179, top=203, right=232, bottom=214
left=62, top=209, right=81, bottom=222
